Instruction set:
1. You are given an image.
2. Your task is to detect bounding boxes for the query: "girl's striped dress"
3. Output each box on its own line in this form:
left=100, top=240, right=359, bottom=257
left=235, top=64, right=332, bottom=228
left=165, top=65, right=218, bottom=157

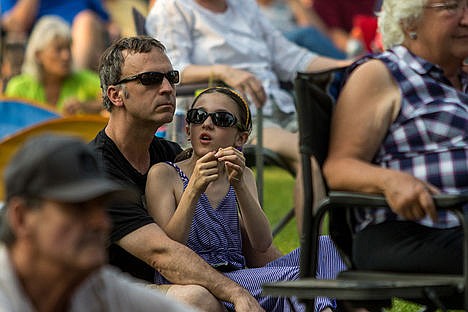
left=154, top=162, right=346, bottom=312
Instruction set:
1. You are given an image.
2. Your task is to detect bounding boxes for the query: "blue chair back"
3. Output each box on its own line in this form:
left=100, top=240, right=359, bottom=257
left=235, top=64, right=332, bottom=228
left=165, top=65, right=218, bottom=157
left=0, top=98, right=60, bottom=140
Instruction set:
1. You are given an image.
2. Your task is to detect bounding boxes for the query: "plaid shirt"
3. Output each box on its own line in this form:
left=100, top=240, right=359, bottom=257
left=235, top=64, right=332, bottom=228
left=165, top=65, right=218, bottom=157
left=354, top=45, right=468, bottom=230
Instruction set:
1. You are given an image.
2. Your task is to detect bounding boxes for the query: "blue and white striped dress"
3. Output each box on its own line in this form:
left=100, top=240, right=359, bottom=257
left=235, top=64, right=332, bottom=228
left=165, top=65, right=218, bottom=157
left=154, top=162, right=346, bottom=312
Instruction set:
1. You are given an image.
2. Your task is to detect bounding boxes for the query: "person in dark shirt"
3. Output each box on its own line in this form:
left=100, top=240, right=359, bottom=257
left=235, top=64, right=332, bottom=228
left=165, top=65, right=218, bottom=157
left=90, top=35, right=264, bottom=312
left=313, top=0, right=378, bottom=53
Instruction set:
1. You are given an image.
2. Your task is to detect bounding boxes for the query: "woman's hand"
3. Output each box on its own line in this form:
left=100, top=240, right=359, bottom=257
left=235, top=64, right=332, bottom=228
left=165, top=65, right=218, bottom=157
left=383, top=171, right=440, bottom=222
left=62, top=97, right=82, bottom=116
left=215, top=147, right=246, bottom=188
left=218, top=66, right=266, bottom=108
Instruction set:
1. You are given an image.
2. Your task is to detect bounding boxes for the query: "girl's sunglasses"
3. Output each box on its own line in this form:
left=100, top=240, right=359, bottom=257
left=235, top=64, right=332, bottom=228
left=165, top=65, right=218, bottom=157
left=186, top=108, right=241, bottom=129
left=116, top=70, right=180, bottom=86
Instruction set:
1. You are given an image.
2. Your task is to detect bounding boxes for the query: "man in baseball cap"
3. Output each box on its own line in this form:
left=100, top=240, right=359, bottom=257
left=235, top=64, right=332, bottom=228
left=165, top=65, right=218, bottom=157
left=0, top=134, right=194, bottom=312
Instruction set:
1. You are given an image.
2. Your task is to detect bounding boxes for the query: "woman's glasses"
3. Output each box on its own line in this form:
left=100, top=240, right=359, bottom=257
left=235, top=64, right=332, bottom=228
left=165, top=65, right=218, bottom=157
left=186, top=108, right=241, bottom=129
left=425, top=0, right=468, bottom=15
left=116, top=70, right=180, bottom=86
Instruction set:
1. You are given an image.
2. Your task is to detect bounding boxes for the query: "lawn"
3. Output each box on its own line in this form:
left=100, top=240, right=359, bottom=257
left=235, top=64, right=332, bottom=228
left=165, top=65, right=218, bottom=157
left=262, top=166, right=299, bottom=254
left=260, top=166, right=457, bottom=312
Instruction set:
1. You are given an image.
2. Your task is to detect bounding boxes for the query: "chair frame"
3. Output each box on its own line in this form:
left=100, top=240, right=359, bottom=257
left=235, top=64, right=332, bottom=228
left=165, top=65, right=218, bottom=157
left=262, top=68, right=468, bottom=312
left=0, top=115, right=109, bottom=201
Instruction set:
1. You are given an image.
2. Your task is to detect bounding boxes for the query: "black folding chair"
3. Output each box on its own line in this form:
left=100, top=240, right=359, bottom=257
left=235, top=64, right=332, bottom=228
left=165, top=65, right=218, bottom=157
left=262, top=68, right=467, bottom=311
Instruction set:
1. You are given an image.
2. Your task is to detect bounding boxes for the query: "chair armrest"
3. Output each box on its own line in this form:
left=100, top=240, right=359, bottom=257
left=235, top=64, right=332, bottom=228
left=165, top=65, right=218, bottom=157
left=308, top=190, right=468, bottom=274
left=327, top=191, right=468, bottom=210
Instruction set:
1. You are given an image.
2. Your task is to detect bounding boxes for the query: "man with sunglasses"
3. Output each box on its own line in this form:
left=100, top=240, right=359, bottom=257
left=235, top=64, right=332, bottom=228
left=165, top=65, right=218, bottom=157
left=90, top=36, right=264, bottom=312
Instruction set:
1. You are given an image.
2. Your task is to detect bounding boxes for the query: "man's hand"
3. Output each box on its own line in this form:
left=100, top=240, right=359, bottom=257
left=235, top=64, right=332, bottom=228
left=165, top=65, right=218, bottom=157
left=231, top=289, right=265, bottom=312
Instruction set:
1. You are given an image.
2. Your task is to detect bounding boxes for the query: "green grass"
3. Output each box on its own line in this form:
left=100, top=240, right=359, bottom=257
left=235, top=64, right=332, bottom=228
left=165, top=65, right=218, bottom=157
left=262, top=166, right=299, bottom=254
left=260, top=166, right=460, bottom=312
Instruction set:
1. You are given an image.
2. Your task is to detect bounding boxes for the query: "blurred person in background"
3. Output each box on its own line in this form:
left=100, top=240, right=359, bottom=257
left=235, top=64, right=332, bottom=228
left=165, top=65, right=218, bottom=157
left=4, top=16, right=103, bottom=116
left=0, top=134, right=194, bottom=312
left=257, top=0, right=346, bottom=59
left=0, top=0, right=120, bottom=71
left=312, top=0, right=380, bottom=56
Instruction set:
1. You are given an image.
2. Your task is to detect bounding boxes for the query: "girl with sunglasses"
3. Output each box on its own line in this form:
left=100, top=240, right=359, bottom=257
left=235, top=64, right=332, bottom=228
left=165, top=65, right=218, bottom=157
left=145, top=87, right=345, bottom=312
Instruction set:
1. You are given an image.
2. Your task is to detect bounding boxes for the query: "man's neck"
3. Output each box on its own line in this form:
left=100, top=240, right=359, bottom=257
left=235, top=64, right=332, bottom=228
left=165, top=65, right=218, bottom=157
left=10, top=245, right=89, bottom=312
left=105, top=117, right=159, bottom=174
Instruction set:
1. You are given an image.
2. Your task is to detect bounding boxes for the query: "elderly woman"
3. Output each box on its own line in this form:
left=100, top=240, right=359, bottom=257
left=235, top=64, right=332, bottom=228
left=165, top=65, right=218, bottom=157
left=323, top=0, right=468, bottom=274
left=4, top=15, right=102, bottom=116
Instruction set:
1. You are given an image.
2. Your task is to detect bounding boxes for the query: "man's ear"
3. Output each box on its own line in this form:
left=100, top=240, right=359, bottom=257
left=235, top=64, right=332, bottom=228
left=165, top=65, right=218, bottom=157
left=7, top=197, right=35, bottom=239
left=107, top=85, right=124, bottom=108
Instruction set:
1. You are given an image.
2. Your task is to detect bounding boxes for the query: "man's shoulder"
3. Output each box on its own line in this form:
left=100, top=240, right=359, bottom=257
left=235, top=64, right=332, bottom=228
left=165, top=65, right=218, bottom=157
left=89, top=130, right=131, bottom=181
left=0, top=245, right=35, bottom=311
left=149, top=137, right=183, bottom=163
left=89, top=130, right=121, bottom=164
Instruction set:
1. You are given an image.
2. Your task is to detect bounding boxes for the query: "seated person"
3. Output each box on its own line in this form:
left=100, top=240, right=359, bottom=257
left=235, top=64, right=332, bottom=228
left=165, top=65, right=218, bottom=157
left=91, top=35, right=264, bottom=312
left=0, top=34, right=25, bottom=93
left=257, top=0, right=346, bottom=59
left=146, top=86, right=346, bottom=312
left=0, top=134, right=193, bottom=312
left=146, top=0, right=351, bottom=233
left=313, top=0, right=379, bottom=55
left=323, top=0, right=467, bottom=274
left=4, top=16, right=103, bottom=115
left=0, top=0, right=120, bottom=71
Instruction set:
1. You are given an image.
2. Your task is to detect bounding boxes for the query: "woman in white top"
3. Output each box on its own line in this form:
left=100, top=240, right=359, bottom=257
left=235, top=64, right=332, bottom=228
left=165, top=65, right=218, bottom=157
left=146, top=0, right=350, bottom=231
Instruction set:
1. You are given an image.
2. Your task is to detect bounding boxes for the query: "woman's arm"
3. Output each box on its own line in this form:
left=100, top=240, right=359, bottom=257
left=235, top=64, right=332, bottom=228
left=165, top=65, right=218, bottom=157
left=323, top=59, right=438, bottom=221
left=181, top=64, right=266, bottom=109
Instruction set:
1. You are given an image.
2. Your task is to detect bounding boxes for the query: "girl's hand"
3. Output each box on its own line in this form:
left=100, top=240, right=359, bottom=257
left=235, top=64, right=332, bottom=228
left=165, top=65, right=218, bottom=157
left=215, top=147, right=246, bottom=188
left=189, top=151, right=219, bottom=193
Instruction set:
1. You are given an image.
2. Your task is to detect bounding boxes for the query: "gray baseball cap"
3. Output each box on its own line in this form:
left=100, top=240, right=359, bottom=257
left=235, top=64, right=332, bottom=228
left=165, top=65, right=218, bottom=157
left=5, top=134, right=132, bottom=203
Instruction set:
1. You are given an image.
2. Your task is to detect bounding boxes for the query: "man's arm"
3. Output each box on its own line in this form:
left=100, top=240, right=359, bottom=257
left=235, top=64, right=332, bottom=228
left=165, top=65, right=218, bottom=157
left=118, top=223, right=264, bottom=312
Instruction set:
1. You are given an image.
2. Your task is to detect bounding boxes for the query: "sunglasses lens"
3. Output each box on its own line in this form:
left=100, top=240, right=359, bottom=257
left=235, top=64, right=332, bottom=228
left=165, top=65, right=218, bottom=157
left=187, top=109, right=208, bottom=124
left=186, top=109, right=238, bottom=128
left=167, top=70, right=180, bottom=84
left=140, top=72, right=164, bottom=85
left=213, top=112, right=236, bottom=127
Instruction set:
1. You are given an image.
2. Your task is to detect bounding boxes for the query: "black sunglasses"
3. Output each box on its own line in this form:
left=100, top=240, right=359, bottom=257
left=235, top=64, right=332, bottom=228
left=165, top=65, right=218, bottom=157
left=116, top=70, right=179, bottom=86
left=186, top=108, right=241, bottom=129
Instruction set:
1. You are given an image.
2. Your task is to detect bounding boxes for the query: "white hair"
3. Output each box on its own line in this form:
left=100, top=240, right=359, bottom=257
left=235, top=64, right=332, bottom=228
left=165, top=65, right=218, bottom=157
left=378, top=0, right=428, bottom=49
left=22, top=15, right=72, bottom=79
